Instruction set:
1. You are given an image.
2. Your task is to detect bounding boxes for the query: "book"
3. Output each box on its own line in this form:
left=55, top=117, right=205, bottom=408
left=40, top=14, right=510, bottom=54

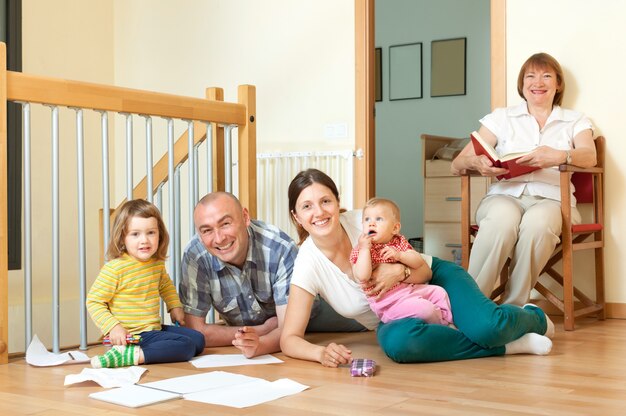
left=470, top=131, right=541, bottom=180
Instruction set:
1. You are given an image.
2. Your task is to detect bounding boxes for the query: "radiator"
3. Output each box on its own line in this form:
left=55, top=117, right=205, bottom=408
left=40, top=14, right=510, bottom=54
left=256, top=150, right=355, bottom=241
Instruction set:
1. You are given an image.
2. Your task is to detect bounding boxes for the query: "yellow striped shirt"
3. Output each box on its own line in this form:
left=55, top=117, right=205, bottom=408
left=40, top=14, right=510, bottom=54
left=87, top=254, right=182, bottom=335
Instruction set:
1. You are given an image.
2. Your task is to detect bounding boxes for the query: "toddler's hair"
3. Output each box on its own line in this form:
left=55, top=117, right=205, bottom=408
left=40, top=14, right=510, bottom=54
left=106, top=199, right=169, bottom=261
left=363, top=197, right=401, bottom=222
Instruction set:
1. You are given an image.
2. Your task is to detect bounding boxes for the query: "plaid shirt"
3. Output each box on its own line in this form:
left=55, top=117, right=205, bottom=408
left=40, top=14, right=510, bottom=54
left=179, top=220, right=297, bottom=326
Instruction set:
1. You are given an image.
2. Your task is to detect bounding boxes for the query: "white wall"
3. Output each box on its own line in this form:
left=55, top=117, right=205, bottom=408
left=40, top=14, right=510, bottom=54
left=507, top=0, right=626, bottom=305
left=112, top=0, right=355, bottom=153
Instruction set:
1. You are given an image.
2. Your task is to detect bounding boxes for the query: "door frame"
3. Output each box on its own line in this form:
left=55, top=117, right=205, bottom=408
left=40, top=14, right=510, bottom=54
left=353, top=0, right=506, bottom=206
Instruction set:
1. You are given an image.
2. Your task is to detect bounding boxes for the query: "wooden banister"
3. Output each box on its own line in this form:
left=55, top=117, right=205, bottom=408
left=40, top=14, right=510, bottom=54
left=6, top=71, right=246, bottom=126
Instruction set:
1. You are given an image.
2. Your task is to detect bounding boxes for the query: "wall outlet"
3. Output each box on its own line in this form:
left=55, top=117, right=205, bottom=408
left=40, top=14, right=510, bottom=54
left=323, top=122, right=348, bottom=139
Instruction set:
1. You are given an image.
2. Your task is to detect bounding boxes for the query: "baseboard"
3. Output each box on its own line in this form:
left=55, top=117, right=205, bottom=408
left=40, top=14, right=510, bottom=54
left=534, top=300, right=626, bottom=319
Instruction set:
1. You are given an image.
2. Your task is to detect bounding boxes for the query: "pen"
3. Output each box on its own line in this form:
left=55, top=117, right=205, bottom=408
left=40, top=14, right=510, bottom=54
left=102, top=335, right=141, bottom=345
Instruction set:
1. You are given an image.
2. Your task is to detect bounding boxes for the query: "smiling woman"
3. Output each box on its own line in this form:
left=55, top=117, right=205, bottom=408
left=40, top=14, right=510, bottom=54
left=280, top=168, right=554, bottom=368
left=450, top=52, right=597, bottom=306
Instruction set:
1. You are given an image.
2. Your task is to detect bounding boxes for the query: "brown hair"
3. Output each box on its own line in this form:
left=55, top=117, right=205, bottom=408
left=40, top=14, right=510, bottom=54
left=517, top=52, right=565, bottom=106
left=106, top=199, right=169, bottom=261
left=363, top=197, right=401, bottom=222
left=288, top=169, right=340, bottom=245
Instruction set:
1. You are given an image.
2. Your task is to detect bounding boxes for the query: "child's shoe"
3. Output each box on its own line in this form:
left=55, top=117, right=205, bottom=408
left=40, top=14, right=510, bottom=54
left=91, top=344, right=139, bottom=368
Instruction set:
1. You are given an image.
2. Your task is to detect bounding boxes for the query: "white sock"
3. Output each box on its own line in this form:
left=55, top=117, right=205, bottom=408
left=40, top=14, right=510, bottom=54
left=505, top=333, right=552, bottom=355
left=524, top=303, right=555, bottom=338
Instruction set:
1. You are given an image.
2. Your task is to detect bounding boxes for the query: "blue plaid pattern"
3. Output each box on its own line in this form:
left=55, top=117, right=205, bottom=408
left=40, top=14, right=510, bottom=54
left=179, top=220, right=297, bottom=326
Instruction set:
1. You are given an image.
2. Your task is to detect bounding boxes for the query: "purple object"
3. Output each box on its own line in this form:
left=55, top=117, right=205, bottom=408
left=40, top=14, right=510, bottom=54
left=350, top=358, right=376, bottom=377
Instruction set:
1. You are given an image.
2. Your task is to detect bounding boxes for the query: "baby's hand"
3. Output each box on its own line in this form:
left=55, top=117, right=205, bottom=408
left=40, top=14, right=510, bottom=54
left=380, top=246, right=400, bottom=261
left=357, top=232, right=373, bottom=250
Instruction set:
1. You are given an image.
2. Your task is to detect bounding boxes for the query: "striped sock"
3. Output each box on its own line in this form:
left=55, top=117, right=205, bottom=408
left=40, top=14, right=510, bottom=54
left=91, top=345, right=139, bottom=368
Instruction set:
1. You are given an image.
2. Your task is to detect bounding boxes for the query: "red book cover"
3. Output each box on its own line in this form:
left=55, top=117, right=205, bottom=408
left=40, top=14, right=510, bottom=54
left=470, top=131, right=540, bottom=180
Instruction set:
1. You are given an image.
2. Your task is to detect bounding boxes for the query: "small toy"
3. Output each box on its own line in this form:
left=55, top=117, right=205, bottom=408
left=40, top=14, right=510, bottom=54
left=102, top=334, right=141, bottom=345
left=350, top=358, right=376, bottom=377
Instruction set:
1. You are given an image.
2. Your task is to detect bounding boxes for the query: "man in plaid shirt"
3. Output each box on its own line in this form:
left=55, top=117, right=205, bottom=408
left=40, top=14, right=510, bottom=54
left=180, top=192, right=363, bottom=358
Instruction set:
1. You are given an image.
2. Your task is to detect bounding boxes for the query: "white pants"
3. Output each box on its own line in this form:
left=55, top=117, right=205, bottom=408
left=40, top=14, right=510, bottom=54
left=468, top=193, right=581, bottom=306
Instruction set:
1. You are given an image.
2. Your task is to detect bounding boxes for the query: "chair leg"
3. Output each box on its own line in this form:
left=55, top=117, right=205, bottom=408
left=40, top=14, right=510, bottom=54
left=595, top=245, right=606, bottom=320
left=562, top=243, right=575, bottom=331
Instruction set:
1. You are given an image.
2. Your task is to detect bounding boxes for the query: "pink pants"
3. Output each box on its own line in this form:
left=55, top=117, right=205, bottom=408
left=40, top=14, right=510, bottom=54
left=368, top=283, right=453, bottom=325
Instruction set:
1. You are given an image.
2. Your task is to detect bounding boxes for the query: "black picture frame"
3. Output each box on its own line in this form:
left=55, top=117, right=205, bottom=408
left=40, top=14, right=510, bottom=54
left=431, top=37, right=466, bottom=97
left=375, top=47, right=382, bottom=102
left=389, top=42, right=423, bottom=101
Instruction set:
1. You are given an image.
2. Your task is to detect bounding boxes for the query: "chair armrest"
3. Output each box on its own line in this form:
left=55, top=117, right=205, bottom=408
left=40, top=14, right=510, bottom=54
left=558, top=164, right=603, bottom=173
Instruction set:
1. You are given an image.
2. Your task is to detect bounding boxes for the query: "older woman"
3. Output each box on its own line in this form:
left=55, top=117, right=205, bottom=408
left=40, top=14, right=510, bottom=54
left=280, top=169, right=554, bottom=366
left=451, top=52, right=596, bottom=305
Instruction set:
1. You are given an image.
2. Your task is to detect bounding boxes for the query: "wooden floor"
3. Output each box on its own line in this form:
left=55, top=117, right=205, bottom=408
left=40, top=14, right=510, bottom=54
left=1, top=317, right=625, bottom=415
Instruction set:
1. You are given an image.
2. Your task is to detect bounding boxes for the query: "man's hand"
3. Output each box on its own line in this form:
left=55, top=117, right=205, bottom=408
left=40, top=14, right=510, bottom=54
left=232, top=326, right=261, bottom=358
left=233, top=316, right=279, bottom=358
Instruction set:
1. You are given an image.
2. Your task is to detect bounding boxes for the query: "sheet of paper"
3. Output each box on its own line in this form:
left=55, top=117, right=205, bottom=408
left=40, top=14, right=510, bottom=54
left=184, top=377, right=309, bottom=408
left=25, top=334, right=90, bottom=367
left=190, top=353, right=283, bottom=368
left=64, top=366, right=147, bottom=388
left=89, top=384, right=181, bottom=408
left=141, top=370, right=259, bottom=395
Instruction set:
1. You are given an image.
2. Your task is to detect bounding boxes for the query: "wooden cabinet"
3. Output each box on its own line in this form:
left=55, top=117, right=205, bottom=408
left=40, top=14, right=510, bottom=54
left=421, top=135, right=489, bottom=262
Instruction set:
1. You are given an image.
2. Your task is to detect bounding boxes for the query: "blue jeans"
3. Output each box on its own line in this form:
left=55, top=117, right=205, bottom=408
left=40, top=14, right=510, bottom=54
left=377, top=257, right=548, bottom=363
left=139, top=324, right=205, bottom=364
left=306, top=296, right=368, bottom=333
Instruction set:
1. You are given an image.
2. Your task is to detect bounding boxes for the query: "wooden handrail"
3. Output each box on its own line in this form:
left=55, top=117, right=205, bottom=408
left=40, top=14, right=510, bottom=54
left=6, top=71, right=246, bottom=126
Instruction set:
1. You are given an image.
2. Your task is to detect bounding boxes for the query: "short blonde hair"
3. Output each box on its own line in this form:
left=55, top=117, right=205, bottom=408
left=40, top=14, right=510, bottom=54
left=363, top=197, right=401, bottom=222
left=106, top=199, right=169, bottom=261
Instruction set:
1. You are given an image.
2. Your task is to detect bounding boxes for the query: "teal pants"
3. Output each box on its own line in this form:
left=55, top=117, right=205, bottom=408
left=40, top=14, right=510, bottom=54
left=377, top=257, right=548, bottom=363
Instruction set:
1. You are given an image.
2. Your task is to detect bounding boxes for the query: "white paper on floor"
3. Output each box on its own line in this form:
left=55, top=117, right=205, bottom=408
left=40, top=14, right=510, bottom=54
left=64, top=366, right=147, bottom=388
left=183, top=377, right=309, bottom=408
left=189, top=353, right=283, bottom=368
left=25, top=334, right=90, bottom=367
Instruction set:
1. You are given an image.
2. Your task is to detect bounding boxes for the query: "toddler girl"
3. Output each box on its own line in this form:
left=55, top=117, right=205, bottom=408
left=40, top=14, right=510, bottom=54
left=87, top=199, right=205, bottom=368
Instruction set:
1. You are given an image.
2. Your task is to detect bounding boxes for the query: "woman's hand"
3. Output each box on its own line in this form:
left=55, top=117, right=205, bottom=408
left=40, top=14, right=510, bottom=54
left=319, top=342, right=352, bottom=368
left=107, top=324, right=130, bottom=346
left=471, top=154, right=510, bottom=177
left=515, top=146, right=566, bottom=168
left=365, top=263, right=404, bottom=298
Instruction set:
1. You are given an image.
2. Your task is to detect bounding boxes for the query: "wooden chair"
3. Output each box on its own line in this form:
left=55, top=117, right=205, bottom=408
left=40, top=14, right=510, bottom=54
left=460, top=136, right=606, bottom=330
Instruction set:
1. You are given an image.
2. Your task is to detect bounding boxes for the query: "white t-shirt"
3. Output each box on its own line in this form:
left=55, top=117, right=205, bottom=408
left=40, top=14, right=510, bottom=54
left=290, top=210, right=432, bottom=330
left=480, top=103, right=594, bottom=205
